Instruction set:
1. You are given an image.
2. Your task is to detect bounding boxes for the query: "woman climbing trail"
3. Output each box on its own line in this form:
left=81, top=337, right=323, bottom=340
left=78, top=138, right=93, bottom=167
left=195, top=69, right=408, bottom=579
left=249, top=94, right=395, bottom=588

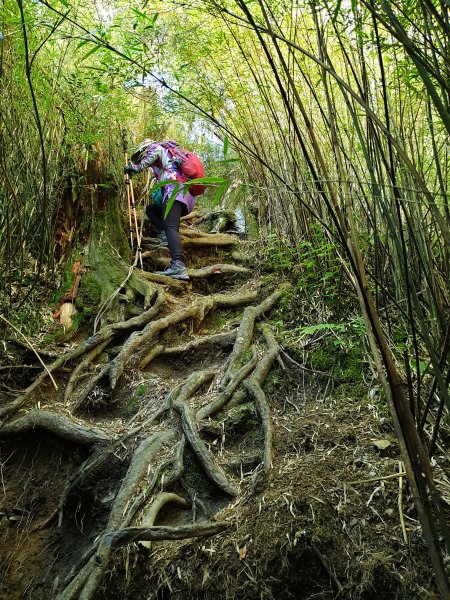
left=1, top=0, right=448, bottom=596
left=125, top=140, right=206, bottom=281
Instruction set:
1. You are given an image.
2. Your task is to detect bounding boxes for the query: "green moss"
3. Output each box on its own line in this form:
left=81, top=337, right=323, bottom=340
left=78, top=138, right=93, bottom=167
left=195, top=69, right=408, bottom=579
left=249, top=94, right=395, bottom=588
left=123, top=383, right=148, bottom=417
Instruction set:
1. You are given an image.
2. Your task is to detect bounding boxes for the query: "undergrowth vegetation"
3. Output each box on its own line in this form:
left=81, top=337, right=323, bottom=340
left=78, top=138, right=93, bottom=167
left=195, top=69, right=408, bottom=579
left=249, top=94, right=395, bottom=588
left=0, top=0, right=449, bottom=595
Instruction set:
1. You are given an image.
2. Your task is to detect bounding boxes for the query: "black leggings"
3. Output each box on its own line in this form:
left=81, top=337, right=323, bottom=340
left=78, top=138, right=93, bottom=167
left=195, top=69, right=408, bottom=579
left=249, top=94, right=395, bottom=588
left=146, top=200, right=188, bottom=262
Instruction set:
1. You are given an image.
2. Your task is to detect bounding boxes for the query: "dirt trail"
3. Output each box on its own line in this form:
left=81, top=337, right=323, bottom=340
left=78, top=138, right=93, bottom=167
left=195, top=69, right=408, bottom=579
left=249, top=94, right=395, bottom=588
left=0, top=212, right=438, bottom=599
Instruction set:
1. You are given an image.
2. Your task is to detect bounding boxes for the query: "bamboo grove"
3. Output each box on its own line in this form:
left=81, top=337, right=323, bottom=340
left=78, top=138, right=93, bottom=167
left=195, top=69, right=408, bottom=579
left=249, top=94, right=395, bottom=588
left=0, top=0, right=449, bottom=594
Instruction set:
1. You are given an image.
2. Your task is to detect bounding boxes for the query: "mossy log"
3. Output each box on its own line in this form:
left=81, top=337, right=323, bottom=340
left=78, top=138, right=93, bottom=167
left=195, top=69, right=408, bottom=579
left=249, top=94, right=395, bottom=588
left=0, top=410, right=111, bottom=445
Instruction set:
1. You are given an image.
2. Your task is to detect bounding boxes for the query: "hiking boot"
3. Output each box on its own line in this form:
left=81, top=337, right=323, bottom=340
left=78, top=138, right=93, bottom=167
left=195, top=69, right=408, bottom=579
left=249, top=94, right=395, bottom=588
left=155, top=260, right=189, bottom=280
left=156, top=231, right=168, bottom=247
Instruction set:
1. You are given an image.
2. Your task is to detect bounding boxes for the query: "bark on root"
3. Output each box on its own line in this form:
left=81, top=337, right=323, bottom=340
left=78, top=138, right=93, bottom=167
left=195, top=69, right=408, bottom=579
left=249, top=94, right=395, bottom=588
left=110, top=290, right=258, bottom=389
left=64, top=340, right=110, bottom=404
left=188, top=264, right=249, bottom=278
left=37, top=380, right=191, bottom=532
left=243, top=380, right=273, bottom=471
left=70, top=364, right=110, bottom=413
left=196, top=348, right=258, bottom=421
left=61, top=430, right=177, bottom=600
left=221, top=283, right=290, bottom=388
left=104, top=522, right=229, bottom=549
left=0, top=288, right=165, bottom=421
left=0, top=410, right=111, bottom=445
left=162, top=329, right=237, bottom=358
left=139, top=492, right=188, bottom=549
left=174, top=400, right=239, bottom=497
left=229, top=324, right=282, bottom=408
left=139, top=344, right=165, bottom=369
left=181, top=233, right=238, bottom=247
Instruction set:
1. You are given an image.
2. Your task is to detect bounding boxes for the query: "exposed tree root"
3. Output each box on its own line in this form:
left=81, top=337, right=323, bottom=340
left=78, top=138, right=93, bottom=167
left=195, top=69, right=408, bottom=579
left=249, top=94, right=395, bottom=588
left=140, top=271, right=187, bottom=289
left=36, top=385, right=186, bottom=532
left=188, top=264, right=250, bottom=278
left=70, top=364, right=110, bottom=413
left=64, top=339, right=110, bottom=404
left=139, top=492, right=189, bottom=549
left=111, top=290, right=258, bottom=389
left=3, top=233, right=295, bottom=599
left=181, top=233, right=238, bottom=247
left=221, top=283, right=291, bottom=388
left=196, top=348, right=258, bottom=421
left=229, top=324, right=282, bottom=408
left=0, top=410, right=111, bottom=445
left=61, top=430, right=177, bottom=600
left=244, top=380, right=273, bottom=471
left=180, top=209, right=205, bottom=222
left=140, top=252, right=169, bottom=268
left=0, top=288, right=165, bottom=421
left=174, top=400, right=239, bottom=497
left=169, top=369, right=216, bottom=407
left=162, top=329, right=237, bottom=357
left=104, top=522, right=230, bottom=549
left=139, top=343, right=165, bottom=369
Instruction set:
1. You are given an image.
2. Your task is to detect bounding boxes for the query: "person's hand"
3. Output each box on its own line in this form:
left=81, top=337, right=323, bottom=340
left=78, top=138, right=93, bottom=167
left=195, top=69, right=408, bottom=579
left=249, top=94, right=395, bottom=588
left=124, top=164, right=139, bottom=176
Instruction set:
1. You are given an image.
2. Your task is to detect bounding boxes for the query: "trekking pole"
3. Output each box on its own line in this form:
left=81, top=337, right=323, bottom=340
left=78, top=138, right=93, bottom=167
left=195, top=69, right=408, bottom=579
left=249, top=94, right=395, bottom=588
left=122, top=130, right=143, bottom=269
left=122, top=129, right=134, bottom=250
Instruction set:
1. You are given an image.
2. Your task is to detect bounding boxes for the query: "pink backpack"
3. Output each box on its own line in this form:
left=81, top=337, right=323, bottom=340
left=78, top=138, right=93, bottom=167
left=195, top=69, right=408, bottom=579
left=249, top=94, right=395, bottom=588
left=161, top=141, right=206, bottom=196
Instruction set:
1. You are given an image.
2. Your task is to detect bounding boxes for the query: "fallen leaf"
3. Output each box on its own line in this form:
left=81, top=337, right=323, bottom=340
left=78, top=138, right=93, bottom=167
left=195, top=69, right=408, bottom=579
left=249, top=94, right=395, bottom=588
left=239, top=546, right=247, bottom=560
left=373, top=439, right=391, bottom=450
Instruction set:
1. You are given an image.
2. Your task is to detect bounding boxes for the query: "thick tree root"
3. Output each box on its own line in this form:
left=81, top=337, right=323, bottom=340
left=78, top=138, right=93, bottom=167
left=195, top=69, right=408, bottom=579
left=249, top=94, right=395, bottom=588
left=37, top=380, right=192, bottom=532
left=139, top=343, right=165, bottom=369
left=196, top=348, right=258, bottom=421
left=169, top=369, right=216, bottom=407
left=140, top=271, right=187, bottom=289
left=221, top=283, right=291, bottom=388
left=0, top=288, right=165, bottom=421
left=111, top=290, right=258, bottom=389
left=61, top=430, right=177, bottom=600
left=180, top=209, right=205, bottom=222
left=243, top=380, right=273, bottom=471
left=181, top=233, right=238, bottom=247
left=174, top=400, right=239, bottom=497
left=70, top=364, right=110, bottom=413
left=139, top=492, right=188, bottom=549
left=163, top=329, right=237, bottom=358
left=104, top=522, right=230, bottom=549
left=64, top=340, right=110, bottom=404
left=229, top=324, right=282, bottom=408
left=0, top=410, right=111, bottom=445
left=188, top=264, right=249, bottom=278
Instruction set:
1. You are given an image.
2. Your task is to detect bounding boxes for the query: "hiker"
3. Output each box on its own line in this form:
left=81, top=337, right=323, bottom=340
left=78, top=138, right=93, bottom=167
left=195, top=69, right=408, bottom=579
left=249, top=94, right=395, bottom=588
left=125, top=140, right=205, bottom=281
